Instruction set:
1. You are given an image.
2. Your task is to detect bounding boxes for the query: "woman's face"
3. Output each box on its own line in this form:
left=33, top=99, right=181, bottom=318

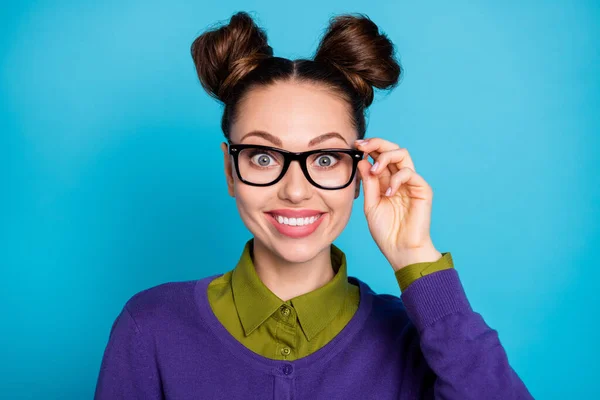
left=220, top=80, right=361, bottom=264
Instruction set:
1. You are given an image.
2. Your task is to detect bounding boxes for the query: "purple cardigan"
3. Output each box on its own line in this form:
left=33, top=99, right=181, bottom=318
left=94, top=268, right=534, bottom=399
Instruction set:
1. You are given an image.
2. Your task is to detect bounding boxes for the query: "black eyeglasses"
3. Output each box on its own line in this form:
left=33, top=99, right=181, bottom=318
left=227, top=142, right=364, bottom=190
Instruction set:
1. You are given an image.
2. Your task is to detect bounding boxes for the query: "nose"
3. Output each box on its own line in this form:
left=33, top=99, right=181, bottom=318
left=277, top=160, right=313, bottom=203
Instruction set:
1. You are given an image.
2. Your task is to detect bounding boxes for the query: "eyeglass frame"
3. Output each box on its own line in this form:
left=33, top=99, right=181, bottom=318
left=227, top=141, right=365, bottom=190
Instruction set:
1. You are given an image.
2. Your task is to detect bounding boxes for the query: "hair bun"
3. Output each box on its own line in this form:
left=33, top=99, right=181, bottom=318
left=313, top=14, right=402, bottom=107
left=190, top=11, right=273, bottom=104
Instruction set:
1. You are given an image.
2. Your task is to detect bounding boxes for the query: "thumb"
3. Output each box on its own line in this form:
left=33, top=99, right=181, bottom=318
left=357, top=159, right=380, bottom=216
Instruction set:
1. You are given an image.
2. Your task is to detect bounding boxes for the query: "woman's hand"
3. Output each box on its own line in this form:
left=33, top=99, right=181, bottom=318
left=354, top=137, right=442, bottom=272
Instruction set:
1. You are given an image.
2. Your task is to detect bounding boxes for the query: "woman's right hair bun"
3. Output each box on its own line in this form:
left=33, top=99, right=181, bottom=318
left=190, top=11, right=273, bottom=104
left=314, top=13, right=402, bottom=107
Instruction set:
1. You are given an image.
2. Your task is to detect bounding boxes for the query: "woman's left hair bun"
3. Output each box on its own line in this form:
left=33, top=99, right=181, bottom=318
left=190, top=11, right=273, bottom=104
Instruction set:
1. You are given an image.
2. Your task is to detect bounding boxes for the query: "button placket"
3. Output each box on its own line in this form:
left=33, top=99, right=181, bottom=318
left=275, top=303, right=296, bottom=360
left=276, top=304, right=296, bottom=328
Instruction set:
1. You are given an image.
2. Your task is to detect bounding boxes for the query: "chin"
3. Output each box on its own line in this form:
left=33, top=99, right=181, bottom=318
left=255, top=231, right=329, bottom=265
left=280, top=245, right=322, bottom=263
left=273, top=241, right=323, bottom=264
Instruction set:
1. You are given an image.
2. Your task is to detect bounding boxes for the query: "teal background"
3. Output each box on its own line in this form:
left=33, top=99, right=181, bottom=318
left=2, top=1, right=598, bottom=399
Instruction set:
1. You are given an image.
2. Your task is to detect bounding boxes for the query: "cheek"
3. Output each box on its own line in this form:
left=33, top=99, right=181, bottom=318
left=234, top=185, right=273, bottom=221
left=323, top=187, right=355, bottom=218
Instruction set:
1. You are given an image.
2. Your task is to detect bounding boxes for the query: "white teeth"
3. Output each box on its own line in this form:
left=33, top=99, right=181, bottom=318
left=273, top=214, right=321, bottom=226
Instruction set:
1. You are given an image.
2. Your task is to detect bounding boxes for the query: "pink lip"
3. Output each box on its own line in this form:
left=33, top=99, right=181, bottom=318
left=265, top=212, right=326, bottom=239
left=267, top=209, right=324, bottom=218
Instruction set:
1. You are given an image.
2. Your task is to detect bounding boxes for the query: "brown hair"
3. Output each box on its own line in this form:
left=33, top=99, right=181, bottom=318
left=190, top=11, right=403, bottom=141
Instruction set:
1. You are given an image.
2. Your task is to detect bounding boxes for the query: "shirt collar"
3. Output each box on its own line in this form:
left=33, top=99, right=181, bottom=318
left=231, top=238, right=350, bottom=341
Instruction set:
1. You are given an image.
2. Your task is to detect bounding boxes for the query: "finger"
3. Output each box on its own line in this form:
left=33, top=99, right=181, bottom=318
left=385, top=167, right=433, bottom=199
left=355, top=138, right=415, bottom=174
left=369, top=148, right=414, bottom=176
left=365, top=149, right=386, bottom=171
left=354, top=143, right=389, bottom=176
left=355, top=137, right=400, bottom=153
left=354, top=148, right=393, bottom=176
left=357, top=159, right=380, bottom=215
left=368, top=151, right=394, bottom=177
left=357, top=150, right=391, bottom=188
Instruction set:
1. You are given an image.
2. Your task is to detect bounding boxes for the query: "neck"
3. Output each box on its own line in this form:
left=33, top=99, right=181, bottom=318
left=251, top=238, right=335, bottom=301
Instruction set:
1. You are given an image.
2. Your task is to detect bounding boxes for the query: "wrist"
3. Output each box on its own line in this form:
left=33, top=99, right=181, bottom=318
left=390, top=245, right=443, bottom=272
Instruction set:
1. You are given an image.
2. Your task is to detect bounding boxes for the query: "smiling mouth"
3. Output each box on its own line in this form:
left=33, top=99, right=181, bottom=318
left=267, top=213, right=324, bottom=227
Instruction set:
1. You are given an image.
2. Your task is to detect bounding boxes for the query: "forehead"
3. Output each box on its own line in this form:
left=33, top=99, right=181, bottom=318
left=231, top=80, right=356, bottom=149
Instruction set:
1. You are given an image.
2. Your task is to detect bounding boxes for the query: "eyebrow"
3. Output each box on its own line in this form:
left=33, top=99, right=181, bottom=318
left=239, top=130, right=349, bottom=147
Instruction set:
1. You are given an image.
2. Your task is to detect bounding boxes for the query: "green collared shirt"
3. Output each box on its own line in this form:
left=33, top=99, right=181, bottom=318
left=207, top=238, right=453, bottom=361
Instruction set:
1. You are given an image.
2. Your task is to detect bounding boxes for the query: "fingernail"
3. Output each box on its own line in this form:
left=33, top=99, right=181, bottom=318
left=385, top=187, right=392, bottom=196
left=355, top=139, right=369, bottom=146
left=370, top=162, right=379, bottom=172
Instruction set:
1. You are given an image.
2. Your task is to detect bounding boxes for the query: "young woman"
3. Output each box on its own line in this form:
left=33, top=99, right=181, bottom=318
left=95, top=11, right=533, bottom=399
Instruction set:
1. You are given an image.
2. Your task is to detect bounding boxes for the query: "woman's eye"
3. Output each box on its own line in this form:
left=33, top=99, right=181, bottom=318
left=251, top=153, right=277, bottom=167
left=314, top=154, right=339, bottom=168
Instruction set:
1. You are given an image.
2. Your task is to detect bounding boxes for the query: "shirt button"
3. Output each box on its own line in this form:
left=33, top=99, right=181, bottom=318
left=280, top=306, right=290, bottom=317
left=281, top=347, right=291, bottom=356
left=282, top=364, right=293, bottom=375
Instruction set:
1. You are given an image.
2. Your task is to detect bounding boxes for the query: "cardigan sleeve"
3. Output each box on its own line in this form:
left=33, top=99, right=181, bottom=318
left=400, top=268, right=534, bottom=400
left=94, top=304, right=163, bottom=400
left=395, top=252, right=454, bottom=292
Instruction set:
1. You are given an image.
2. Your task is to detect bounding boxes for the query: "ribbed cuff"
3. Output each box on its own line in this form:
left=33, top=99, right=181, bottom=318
left=400, top=268, right=472, bottom=334
left=395, top=252, right=454, bottom=292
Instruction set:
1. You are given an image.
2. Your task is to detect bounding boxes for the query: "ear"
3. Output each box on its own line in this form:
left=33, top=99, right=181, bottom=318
left=221, top=142, right=235, bottom=197
left=354, top=175, right=361, bottom=200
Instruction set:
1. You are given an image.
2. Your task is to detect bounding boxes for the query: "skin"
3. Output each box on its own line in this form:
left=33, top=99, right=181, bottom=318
left=221, top=79, right=442, bottom=301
